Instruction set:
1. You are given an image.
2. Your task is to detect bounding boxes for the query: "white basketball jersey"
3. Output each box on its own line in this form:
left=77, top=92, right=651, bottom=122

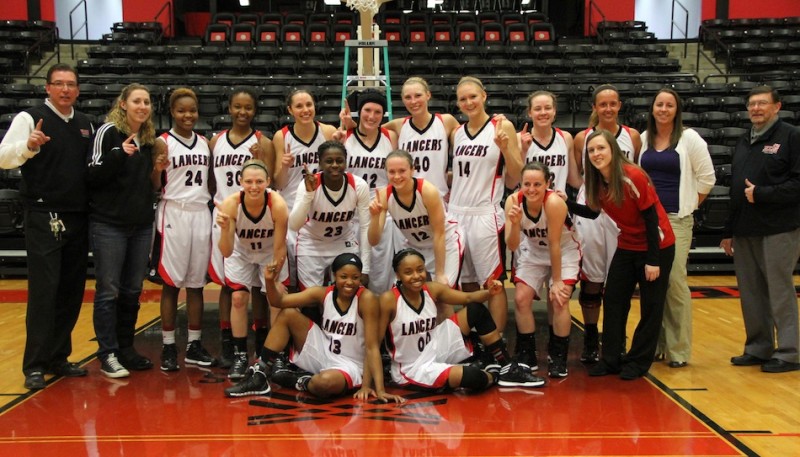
left=212, top=129, right=261, bottom=202
left=296, top=172, right=363, bottom=256
left=280, top=123, right=325, bottom=210
left=524, top=127, right=570, bottom=193
left=398, top=114, right=450, bottom=196
left=516, top=190, right=580, bottom=265
left=386, top=178, right=458, bottom=251
left=344, top=128, right=394, bottom=198
left=450, top=118, right=505, bottom=210
left=320, top=285, right=366, bottom=366
left=158, top=130, right=211, bottom=205
left=581, top=125, right=636, bottom=165
left=233, top=190, right=277, bottom=264
left=385, top=285, right=438, bottom=375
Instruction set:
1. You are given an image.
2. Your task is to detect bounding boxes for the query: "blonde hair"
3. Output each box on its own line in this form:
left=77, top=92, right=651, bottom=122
left=457, top=76, right=485, bottom=92
left=106, top=83, right=155, bottom=146
left=587, top=84, right=620, bottom=128
left=402, top=76, right=430, bottom=94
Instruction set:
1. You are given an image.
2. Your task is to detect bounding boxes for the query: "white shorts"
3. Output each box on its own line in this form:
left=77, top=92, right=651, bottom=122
left=513, top=257, right=581, bottom=300
left=224, top=249, right=289, bottom=292
left=366, top=214, right=398, bottom=294
left=391, top=316, right=473, bottom=388
left=156, top=200, right=211, bottom=289
left=296, top=249, right=358, bottom=290
left=575, top=186, right=618, bottom=283
left=290, top=322, right=363, bottom=389
left=450, top=210, right=505, bottom=284
left=402, top=230, right=464, bottom=288
left=208, top=206, right=226, bottom=285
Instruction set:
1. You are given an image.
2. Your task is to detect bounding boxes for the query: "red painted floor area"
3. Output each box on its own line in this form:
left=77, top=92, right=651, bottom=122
left=0, top=354, right=742, bottom=456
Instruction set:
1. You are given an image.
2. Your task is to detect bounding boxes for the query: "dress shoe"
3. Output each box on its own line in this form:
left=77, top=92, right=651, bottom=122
left=24, top=371, right=45, bottom=390
left=730, top=354, right=768, bottom=366
left=118, top=347, right=154, bottom=371
left=49, top=362, right=88, bottom=377
left=761, top=358, right=800, bottom=373
left=588, top=361, right=619, bottom=377
left=620, top=364, right=646, bottom=380
left=668, top=361, right=688, bottom=368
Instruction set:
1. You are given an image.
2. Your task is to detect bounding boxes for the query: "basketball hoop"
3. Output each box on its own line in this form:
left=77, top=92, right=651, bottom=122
left=346, top=0, right=379, bottom=15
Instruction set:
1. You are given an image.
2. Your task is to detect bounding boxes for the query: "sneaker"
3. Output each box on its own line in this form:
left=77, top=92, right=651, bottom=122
left=185, top=340, right=217, bottom=367
left=548, top=357, right=568, bottom=378
left=228, top=352, right=249, bottom=380
left=516, top=351, right=539, bottom=372
left=224, top=364, right=271, bottom=397
left=219, top=337, right=235, bottom=369
left=161, top=344, right=179, bottom=372
left=295, top=373, right=312, bottom=392
left=485, top=364, right=501, bottom=385
left=118, top=347, right=153, bottom=371
left=581, top=338, right=600, bottom=364
left=273, top=367, right=314, bottom=389
left=101, top=354, right=130, bottom=379
left=498, top=362, right=545, bottom=388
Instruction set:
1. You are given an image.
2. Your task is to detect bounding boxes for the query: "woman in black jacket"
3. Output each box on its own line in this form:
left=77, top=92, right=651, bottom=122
left=87, top=83, right=160, bottom=378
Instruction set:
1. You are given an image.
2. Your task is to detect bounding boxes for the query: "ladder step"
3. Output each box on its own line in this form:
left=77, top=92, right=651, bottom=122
left=344, top=39, right=389, bottom=48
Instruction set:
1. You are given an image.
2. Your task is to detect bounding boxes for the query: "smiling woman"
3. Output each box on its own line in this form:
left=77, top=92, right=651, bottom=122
left=87, top=83, right=158, bottom=379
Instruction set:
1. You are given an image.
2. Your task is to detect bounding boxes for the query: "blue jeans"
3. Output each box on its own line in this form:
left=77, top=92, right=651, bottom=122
left=90, top=221, right=153, bottom=356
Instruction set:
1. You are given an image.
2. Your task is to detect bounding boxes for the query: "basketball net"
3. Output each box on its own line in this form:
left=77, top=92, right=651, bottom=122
left=345, top=0, right=379, bottom=15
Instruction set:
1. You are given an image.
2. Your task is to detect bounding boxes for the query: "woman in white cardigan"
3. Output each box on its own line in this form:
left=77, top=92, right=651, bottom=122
left=639, top=88, right=716, bottom=368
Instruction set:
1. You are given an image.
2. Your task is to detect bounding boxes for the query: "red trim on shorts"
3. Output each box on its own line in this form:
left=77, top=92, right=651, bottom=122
left=225, top=278, right=248, bottom=291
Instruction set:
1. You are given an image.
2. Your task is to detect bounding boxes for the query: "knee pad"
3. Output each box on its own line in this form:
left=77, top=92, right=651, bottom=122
left=466, top=302, right=496, bottom=335
left=460, top=365, right=491, bottom=391
left=578, top=281, right=603, bottom=309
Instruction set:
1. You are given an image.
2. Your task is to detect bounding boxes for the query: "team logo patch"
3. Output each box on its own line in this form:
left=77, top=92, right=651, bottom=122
left=80, top=129, right=91, bottom=138
left=762, top=143, right=780, bottom=154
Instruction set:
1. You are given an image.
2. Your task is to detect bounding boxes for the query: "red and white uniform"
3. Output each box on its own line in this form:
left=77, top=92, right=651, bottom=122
left=225, top=190, right=288, bottom=292
left=512, top=190, right=581, bottom=298
left=155, top=130, right=212, bottom=289
left=398, top=114, right=450, bottom=197
left=294, top=172, right=370, bottom=288
left=290, top=285, right=366, bottom=389
left=385, top=178, right=463, bottom=287
left=575, top=126, right=635, bottom=283
left=344, top=128, right=397, bottom=292
left=279, top=123, right=325, bottom=210
left=208, top=129, right=262, bottom=285
left=524, top=127, right=571, bottom=193
left=449, top=118, right=506, bottom=283
left=385, top=285, right=472, bottom=388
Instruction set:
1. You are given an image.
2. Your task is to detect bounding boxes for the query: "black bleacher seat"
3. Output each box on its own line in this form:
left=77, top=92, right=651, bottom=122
left=687, top=96, right=717, bottom=113
left=681, top=112, right=700, bottom=127
left=692, top=127, right=717, bottom=144
left=716, top=127, right=747, bottom=147
left=0, top=113, right=16, bottom=129
left=718, top=96, right=746, bottom=113
left=0, top=189, right=23, bottom=234
left=231, top=24, right=255, bottom=45
left=696, top=186, right=730, bottom=232
left=307, top=23, right=330, bottom=46
left=205, top=24, right=230, bottom=45
left=261, top=13, right=283, bottom=26
left=531, top=23, right=556, bottom=43
left=699, top=111, right=730, bottom=129
left=281, top=24, right=305, bottom=45
left=212, top=13, right=235, bottom=27
left=256, top=24, right=280, bottom=46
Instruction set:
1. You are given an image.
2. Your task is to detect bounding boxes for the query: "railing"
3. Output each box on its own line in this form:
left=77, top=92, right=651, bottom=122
left=68, top=0, right=88, bottom=60
left=695, top=27, right=728, bottom=77
left=154, top=0, right=173, bottom=39
left=587, top=0, right=607, bottom=43
left=670, top=0, right=689, bottom=58
left=27, top=32, right=60, bottom=83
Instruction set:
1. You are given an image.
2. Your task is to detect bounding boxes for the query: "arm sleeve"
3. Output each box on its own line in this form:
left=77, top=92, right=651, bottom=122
left=86, top=125, right=126, bottom=187
left=567, top=199, right=600, bottom=219
left=288, top=180, right=313, bottom=231
left=0, top=112, right=37, bottom=169
left=686, top=129, right=716, bottom=195
left=641, top=205, right=660, bottom=266
left=355, top=180, right=372, bottom=275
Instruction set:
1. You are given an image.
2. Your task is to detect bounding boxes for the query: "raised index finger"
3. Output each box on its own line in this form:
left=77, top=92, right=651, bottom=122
left=124, top=133, right=136, bottom=144
left=34, top=118, right=43, bottom=131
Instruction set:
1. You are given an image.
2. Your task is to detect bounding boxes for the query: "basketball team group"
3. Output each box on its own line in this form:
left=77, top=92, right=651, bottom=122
left=2, top=62, right=798, bottom=396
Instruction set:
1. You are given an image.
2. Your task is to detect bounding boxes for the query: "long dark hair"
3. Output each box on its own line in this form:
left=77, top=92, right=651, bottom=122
left=584, top=129, right=636, bottom=208
left=645, top=88, right=684, bottom=150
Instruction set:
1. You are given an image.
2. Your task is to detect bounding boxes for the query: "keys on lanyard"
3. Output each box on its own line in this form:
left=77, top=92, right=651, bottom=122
left=49, top=212, right=65, bottom=241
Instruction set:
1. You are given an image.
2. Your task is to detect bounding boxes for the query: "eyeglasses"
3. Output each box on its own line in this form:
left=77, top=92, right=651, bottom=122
left=49, top=81, right=78, bottom=89
left=746, top=100, right=773, bottom=109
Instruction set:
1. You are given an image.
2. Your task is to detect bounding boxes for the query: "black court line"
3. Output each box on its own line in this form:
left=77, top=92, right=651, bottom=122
left=671, top=388, right=709, bottom=391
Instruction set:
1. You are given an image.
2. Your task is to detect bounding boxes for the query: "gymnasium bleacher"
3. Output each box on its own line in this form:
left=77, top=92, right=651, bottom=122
left=1, top=6, right=800, bottom=272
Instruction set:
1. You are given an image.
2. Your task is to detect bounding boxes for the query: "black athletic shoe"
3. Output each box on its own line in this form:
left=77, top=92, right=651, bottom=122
left=515, top=350, right=539, bottom=372
left=498, top=362, right=546, bottom=387
left=224, top=364, right=271, bottom=397
left=118, top=347, right=153, bottom=371
left=185, top=340, right=217, bottom=367
left=580, top=334, right=600, bottom=364
left=228, top=352, right=249, bottom=380
left=160, top=344, right=179, bottom=372
left=295, top=373, right=312, bottom=392
left=219, top=337, right=235, bottom=369
left=548, top=356, right=568, bottom=378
